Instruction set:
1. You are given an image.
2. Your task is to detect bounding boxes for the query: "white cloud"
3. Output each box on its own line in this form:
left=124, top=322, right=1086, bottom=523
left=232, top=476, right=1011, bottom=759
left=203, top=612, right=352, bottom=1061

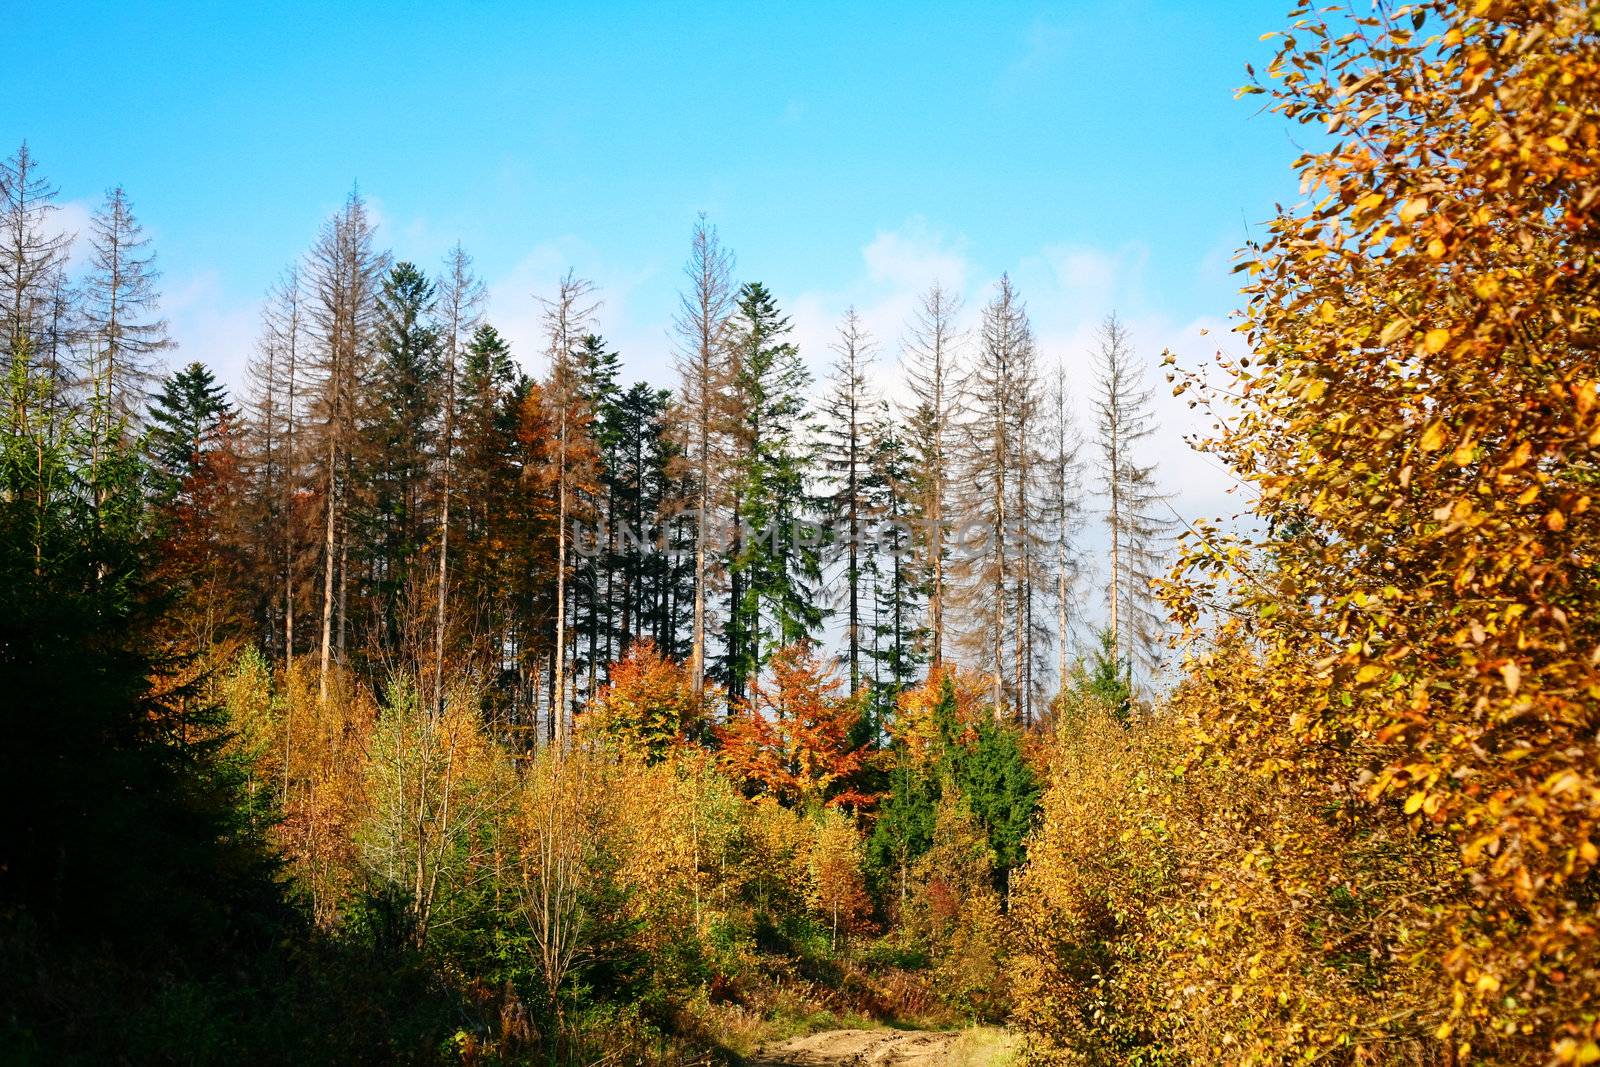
left=484, top=240, right=669, bottom=383
left=163, top=270, right=260, bottom=394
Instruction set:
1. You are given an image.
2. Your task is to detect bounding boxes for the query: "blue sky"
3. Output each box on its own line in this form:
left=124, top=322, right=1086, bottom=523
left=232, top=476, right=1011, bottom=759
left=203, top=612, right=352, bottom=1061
left=9, top=0, right=1299, bottom=530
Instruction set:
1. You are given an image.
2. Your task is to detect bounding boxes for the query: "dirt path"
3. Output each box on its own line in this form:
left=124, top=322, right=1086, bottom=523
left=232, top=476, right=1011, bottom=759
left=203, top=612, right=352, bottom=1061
left=747, top=1028, right=962, bottom=1066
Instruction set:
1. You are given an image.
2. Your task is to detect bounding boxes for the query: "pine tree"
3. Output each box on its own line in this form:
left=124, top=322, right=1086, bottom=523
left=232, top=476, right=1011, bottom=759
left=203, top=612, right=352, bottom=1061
left=722, top=282, right=821, bottom=701
left=819, top=306, right=878, bottom=696
left=363, top=260, right=440, bottom=654
left=1, top=342, right=276, bottom=957
left=454, top=323, right=522, bottom=702
left=147, top=361, right=232, bottom=501
left=863, top=409, right=925, bottom=729
left=574, top=332, right=624, bottom=701
left=609, top=381, right=676, bottom=656
left=146, top=362, right=250, bottom=651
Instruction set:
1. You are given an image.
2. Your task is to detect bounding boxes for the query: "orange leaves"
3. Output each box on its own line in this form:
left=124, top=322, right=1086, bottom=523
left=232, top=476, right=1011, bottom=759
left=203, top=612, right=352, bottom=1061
left=583, top=640, right=709, bottom=762
left=716, top=643, right=871, bottom=809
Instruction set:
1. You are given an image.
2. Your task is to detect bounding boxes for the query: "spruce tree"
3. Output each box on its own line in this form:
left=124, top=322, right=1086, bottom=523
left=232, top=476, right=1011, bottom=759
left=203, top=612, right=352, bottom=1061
left=364, top=261, right=440, bottom=650
left=721, top=281, right=821, bottom=700
left=820, top=307, right=878, bottom=696
left=147, top=360, right=232, bottom=502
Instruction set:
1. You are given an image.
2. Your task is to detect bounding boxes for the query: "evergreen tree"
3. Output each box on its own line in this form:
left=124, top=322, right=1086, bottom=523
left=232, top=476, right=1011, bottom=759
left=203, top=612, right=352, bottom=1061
left=819, top=307, right=878, bottom=696
left=363, top=261, right=440, bottom=653
left=147, top=360, right=232, bottom=502
left=1, top=343, right=279, bottom=968
left=863, top=410, right=925, bottom=732
left=867, top=676, right=1039, bottom=904
left=454, top=323, right=523, bottom=704
left=1060, top=627, right=1133, bottom=725
left=721, top=282, right=821, bottom=701
left=573, top=333, right=624, bottom=699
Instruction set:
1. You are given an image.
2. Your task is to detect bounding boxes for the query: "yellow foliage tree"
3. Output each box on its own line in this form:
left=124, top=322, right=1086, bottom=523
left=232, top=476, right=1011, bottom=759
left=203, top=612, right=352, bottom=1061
left=1156, top=1, right=1600, bottom=1060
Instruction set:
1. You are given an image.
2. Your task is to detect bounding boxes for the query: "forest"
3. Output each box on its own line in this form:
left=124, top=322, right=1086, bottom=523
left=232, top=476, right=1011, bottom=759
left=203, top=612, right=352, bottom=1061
left=3, top=1, right=1598, bottom=1064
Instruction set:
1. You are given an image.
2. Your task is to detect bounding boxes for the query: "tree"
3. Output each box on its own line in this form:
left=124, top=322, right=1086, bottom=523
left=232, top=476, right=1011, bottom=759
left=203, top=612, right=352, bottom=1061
left=81, top=186, right=171, bottom=435
left=147, top=361, right=232, bottom=501
left=1046, top=365, right=1085, bottom=697
left=807, top=811, right=872, bottom=951
left=0, top=341, right=277, bottom=968
left=958, top=275, right=1047, bottom=723
left=820, top=306, right=879, bottom=696
left=431, top=244, right=484, bottom=715
left=1059, top=627, right=1131, bottom=725
left=582, top=639, right=709, bottom=763
left=901, top=282, right=963, bottom=668
left=722, top=282, right=822, bottom=700
left=454, top=322, right=520, bottom=656
left=306, top=190, right=388, bottom=701
left=536, top=272, right=601, bottom=748
left=1156, top=4, right=1600, bottom=1057
left=863, top=408, right=926, bottom=725
left=363, top=260, right=440, bottom=654
left=1092, top=314, right=1168, bottom=682
left=244, top=267, right=309, bottom=665
left=0, top=142, right=72, bottom=376
left=718, top=642, right=869, bottom=809
left=671, top=216, right=736, bottom=696
left=573, top=332, right=624, bottom=702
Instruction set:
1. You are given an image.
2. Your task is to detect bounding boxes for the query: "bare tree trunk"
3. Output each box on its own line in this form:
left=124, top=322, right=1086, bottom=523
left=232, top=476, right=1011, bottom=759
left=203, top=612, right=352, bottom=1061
left=434, top=246, right=483, bottom=717
left=902, top=283, right=963, bottom=670
left=320, top=435, right=337, bottom=702
left=673, top=217, right=734, bottom=696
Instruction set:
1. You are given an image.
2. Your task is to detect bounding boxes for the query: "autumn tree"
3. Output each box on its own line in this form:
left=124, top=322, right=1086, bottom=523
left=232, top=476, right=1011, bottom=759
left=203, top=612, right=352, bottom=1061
left=1151, top=2, right=1600, bottom=1060
left=718, top=642, right=869, bottom=809
left=807, top=810, right=872, bottom=951
left=581, top=639, right=709, bottom=762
